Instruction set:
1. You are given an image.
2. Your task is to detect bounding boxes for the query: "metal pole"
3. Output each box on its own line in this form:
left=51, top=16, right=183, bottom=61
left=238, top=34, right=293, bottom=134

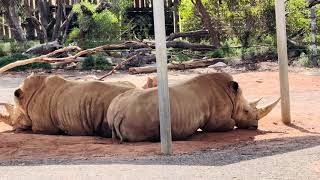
left=275, top=0, right=291, bottom=124
left=152, top=0, right=172, bottom=155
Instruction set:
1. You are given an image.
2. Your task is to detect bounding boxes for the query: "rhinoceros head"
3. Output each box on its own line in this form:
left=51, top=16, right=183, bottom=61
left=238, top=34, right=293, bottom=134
left=229, top=81, right=280, bottom=130
left=0, top=103, right=31, bottom=130
left=0, top=73, right=47, bottom=130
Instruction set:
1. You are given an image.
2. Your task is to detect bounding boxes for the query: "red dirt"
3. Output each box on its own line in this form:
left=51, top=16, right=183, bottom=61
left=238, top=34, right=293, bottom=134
left=0, top=71, right=319, bottom=162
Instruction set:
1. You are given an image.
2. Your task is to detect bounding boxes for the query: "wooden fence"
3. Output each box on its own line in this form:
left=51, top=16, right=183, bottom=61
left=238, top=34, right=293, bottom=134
left=0, top=0, right=177, bottom=40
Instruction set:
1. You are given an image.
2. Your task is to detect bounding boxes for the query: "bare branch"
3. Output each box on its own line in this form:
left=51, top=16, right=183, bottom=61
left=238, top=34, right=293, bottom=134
left=98, top=53, right=143, bottom=80
left=0, top=46, right=81, bottom=74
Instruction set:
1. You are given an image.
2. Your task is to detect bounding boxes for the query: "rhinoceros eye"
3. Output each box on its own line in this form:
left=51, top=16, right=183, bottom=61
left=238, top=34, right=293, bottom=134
left=244, top=110, right=249, bottom=114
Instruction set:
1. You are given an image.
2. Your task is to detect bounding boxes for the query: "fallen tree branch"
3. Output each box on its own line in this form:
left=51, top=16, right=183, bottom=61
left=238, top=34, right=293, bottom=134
left=166, top=30, right=210, bottom=41
left=128, top=58, right=226, bottom=74
left=147, top=41, right=217, bottom=51
left=0, top=41, right=150, bottom=74
left=0, top=41, right=218, bottom=74
left=98, top=53, right=143, bottom=80
left=0, top=46, right=81, bottom=74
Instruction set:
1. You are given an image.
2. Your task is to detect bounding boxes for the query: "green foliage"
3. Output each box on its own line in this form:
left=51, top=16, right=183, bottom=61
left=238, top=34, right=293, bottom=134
left=108, top=0, right=132, bottom=17
left=9, top=41, right=38, bottom=54
left=0, top=41, right=40, bottom=56
left=68, top=2, right=120, bottom=46
left=179, top=0, right=311, bottom=49
left=286, top=0, right=310, bottom=36
left=206, top=49, right=225, bottom=58
left=66, top=28, right=80, bottom=44
left=82, top=53, right=113, bottom=70
left=297, top=53, right=311, bottom=67
left=0, top=54, right=51, bottom=71
left=179, top=0, right=202, bottom=32
left=0, top=43, right=9, bottom=57
left=173, top=52, right=191, bottom=63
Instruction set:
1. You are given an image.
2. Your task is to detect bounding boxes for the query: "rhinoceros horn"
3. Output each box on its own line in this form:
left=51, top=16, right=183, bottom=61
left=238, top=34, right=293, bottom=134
left=0, top=103, right=14, bottom=126
left=257, top=98, right=281, bottom=120
left=250, top=97, right=263, bottom=107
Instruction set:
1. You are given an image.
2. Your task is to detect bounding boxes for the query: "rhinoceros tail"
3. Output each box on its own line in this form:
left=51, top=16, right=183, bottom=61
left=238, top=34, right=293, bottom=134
left=112, top=111, right=125, bottom=144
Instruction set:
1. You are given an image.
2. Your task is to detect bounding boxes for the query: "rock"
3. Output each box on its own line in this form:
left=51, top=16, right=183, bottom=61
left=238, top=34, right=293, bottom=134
left=208, top=62, right=227, bottom=69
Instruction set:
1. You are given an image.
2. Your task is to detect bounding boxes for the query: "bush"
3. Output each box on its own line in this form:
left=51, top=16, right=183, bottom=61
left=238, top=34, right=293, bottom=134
left=0, top=43, right=9, bottom=57
left=0, top=54, right=51, bottom=71
left=9, top=41, right=39, bottom=54
left=67, top=2, right=121, bottom=47
left=82, top=53, right=113, bottom=70
left=206, top=49, right=225, bottom=58
left=297, top=53, right=311, bottom=67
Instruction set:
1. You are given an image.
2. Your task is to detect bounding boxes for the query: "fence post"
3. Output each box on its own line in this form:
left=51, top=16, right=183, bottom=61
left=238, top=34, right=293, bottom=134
left=275, top=0, right=291, bottom=124
left=152, top=0, right=172, bottom=155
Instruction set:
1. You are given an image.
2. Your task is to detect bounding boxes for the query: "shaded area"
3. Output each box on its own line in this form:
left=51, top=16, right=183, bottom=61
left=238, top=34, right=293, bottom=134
left=1, top=135, right=319, bottom=166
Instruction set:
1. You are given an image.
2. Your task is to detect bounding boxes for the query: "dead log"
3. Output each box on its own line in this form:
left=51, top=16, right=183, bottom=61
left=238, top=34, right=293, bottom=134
left=147, top=41, right=217, bottom=51
left=167, top=41, right=217, bottom=51
left=166, top=30, right=210, bottom=41
left=128, top=58, right=226, bottom=74
left=0, top=42, right=150, bottom=74
left=24, top=41, right=63, bottom=56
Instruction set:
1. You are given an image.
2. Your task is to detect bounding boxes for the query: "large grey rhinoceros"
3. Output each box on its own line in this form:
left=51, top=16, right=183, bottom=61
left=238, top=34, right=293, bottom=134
left=107, top=72, right=280, bottom=142
left=0, top=74, right=136, bottom=137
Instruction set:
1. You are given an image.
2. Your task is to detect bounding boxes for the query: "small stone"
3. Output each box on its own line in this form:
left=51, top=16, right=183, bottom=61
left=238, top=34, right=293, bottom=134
left=208, top=62, right=227, bottom=68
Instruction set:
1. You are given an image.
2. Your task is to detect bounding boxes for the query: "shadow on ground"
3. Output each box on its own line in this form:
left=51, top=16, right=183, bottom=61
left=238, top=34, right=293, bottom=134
left=1, top=135, right=319, bottom=167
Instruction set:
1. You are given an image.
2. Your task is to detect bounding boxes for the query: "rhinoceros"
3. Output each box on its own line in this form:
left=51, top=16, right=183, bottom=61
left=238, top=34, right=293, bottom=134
left=0, top=74, right=136, bottom=137
left=107, top=72, right=280, bottom=142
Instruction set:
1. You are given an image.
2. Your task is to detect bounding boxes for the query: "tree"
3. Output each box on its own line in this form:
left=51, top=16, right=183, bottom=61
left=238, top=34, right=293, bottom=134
left=191, top=0, right=222, bottom=48
left=0, top=0, right=27, bottom=42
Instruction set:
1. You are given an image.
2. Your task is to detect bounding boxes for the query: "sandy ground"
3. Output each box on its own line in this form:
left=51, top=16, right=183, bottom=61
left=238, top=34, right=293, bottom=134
left=0, top=62, right=319, bottom=165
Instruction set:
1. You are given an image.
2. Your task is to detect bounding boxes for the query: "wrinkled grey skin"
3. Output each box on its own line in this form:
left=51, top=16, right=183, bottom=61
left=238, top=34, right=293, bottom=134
left=107, top=73, right=279, bottom=142
left=0, top=74, right=135, bottom=137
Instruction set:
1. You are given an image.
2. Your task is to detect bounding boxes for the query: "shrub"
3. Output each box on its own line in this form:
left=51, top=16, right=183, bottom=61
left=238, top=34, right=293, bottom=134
left=297, top=53, right=311, bottom=67
left=0, top=43, right=9, bottom=57
left=68, top=2, right=121, bottom=47
left=82, top=53, right=113, bottom=70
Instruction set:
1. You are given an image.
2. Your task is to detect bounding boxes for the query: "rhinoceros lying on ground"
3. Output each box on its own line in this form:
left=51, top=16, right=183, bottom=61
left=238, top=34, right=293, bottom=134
left=0, top=74, right=136, bottom=136
left=107, top=72, right=280, bottom=142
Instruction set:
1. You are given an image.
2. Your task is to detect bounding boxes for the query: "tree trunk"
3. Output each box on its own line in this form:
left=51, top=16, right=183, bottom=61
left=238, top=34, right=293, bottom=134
left=52, top=0, right=66, bottom=41
left=191, top=0, right=221, bottom=48
left=173, top=0, right=180, bottom=33
left=4, top=0, right=27, bottom=42
left=37, top=0, right=50, bottom=28
left=166, top=30, right=210, bottom=41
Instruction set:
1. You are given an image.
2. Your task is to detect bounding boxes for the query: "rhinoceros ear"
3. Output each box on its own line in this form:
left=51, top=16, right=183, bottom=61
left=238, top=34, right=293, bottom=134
left=14, top=89, right=23, bottom=99
left=230, top=81, right=239, bottom=93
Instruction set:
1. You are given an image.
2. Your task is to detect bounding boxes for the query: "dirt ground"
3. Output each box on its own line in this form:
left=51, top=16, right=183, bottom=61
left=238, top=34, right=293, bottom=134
left=0, top=62, right=319, bottom=164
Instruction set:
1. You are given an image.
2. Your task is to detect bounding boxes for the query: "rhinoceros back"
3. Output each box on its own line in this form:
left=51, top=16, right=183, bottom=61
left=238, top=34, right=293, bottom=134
left=28, top=76, right=133, bottom=136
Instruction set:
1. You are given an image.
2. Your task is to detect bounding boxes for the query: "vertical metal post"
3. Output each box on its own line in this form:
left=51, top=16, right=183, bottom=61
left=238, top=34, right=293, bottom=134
left=275, top=0, right=291, bottom=124
left=153, top=0, right=172, bottom=155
